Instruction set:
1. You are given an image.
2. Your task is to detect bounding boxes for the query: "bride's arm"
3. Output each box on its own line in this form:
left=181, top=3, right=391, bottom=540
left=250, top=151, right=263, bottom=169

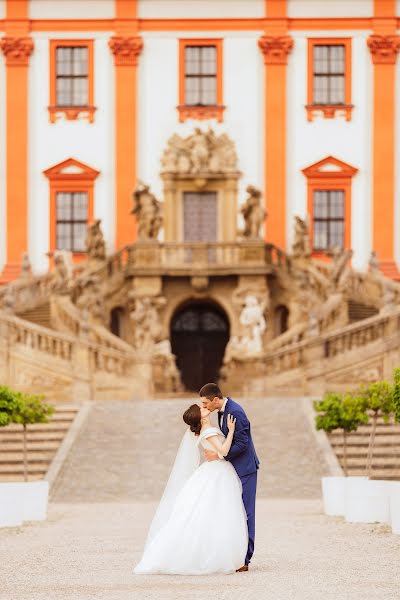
left=206, top=415, right=236, bottom=457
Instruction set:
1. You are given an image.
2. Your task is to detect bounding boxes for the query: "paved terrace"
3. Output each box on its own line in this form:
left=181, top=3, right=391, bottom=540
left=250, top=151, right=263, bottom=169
left=1, top=398, right=399, bottom=600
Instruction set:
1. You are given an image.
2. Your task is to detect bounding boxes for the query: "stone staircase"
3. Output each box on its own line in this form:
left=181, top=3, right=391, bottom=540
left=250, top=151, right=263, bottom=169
left=18, top=301, right=52, bottom=329
left=329, top=416, right=400, bottom=480
left=0, top=404, right=80, bottom=481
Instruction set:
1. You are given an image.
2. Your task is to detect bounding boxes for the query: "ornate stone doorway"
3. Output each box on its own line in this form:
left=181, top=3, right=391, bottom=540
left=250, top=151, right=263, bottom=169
left=170, top=302, right=230, bottom=392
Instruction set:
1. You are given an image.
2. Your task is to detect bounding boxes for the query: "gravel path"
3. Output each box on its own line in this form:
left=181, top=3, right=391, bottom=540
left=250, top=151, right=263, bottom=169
left=51, top=397, right=328, bottom=502
left=1, top=499, right=399, bottom=600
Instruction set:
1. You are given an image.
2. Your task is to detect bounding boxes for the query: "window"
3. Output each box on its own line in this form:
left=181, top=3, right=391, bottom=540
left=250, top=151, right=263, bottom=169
left=56, top=46, right=89, bottom=107
left=49, top=40, right=95, bottom=123
left=302, top=156, right=358, bottom=256
left=184, top=45, right=217, bottom=106
left=306, top=39, right=352, bottom=122
left=178, top=39, right=224, bottom=122
left=43, top=158, right=100, bottom=260
left=313, top=45, right=345, bottom=105
left=313, top=190, right=345, bottom=250
left=56, top=192, right=88, bottom=252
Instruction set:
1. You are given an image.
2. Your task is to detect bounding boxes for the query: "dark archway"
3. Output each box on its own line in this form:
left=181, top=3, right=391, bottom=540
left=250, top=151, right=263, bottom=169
left=170, top=302, right=230, bottom=392
left=274, top=304, right=289, bottom=336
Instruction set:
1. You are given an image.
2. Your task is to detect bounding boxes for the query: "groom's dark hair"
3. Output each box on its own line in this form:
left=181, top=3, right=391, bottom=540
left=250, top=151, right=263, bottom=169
left=199, top=383, right=223, bottom=399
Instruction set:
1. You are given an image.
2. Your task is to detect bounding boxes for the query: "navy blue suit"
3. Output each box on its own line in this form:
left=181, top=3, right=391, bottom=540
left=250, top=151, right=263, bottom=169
left=219, top=397, right=259, bottom=565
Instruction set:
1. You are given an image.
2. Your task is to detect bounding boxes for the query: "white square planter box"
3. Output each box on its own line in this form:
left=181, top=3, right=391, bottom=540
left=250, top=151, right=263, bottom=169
left=321, top=476, right=346, bottom=516
left=21, top=481, right=49, bottom=521
left=345, top=478, right=390, bottom=524
left=0, top=483, right=24, bottom=527
left=389, top=483, right=400, bottom=534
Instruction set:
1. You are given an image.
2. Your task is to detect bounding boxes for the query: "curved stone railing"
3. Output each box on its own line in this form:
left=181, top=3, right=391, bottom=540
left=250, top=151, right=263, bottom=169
left=0, top=309, right=145, bottom=400
left=51, top=295, right=82, bottom=337
left=0, top=312, right=75, bottom=362
left=263, top=307, right=400, bottom=377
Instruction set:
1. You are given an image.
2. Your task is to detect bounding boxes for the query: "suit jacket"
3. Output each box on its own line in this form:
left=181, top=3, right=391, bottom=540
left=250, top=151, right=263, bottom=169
left=219, top=397, right=260, bottom=477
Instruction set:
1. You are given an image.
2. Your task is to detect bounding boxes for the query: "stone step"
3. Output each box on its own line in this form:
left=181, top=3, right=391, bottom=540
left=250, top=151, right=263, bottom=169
left=0, top=452, right=54, bottom=463
left=335, top=448, right=399, bottom=457
left=330, top=437, right=400, bottom=446
left=2, top=423, right=71, bottom=433
left=345, top=469, right=400, bottom=479
left=0, top=473, right=44, bottom=482
left=0, top=464, right=48, bottom=474
left=0, top=403, right=81, bottom=483
left=0, top=432, right=65, bottom=442
left=0, top=441, right=60, bottom=452
left=338, top=457, right=400, bottom=471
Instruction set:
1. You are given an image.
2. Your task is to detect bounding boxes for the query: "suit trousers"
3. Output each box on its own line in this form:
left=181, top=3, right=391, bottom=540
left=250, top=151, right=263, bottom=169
left=240, top=470, right=258, bottom=565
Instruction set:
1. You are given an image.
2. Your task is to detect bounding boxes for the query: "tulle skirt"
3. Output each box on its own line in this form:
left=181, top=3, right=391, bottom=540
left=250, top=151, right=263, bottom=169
left=134, top=459, right=248, bottom=575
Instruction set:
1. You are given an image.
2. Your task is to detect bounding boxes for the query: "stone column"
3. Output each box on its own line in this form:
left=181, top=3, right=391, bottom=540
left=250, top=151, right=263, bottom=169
left=109, top=35, right=143, bottom=249
left=367, top=32, right=400, bottom=278
left=0, top=35, right=34, bottom=283
left=258, top=33, right=293, bottom=251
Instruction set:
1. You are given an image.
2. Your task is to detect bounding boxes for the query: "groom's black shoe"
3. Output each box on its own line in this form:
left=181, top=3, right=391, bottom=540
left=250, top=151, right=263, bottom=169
left=236, top=565, right=249, bottom=572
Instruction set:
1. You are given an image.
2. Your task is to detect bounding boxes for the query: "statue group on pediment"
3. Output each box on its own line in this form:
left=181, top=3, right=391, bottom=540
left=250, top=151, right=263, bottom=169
left=161, top=128, right=238, bottom=175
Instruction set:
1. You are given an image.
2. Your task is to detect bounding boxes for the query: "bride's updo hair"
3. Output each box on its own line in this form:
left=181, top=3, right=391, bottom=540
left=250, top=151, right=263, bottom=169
left=183, top=404, right=202, bottom=436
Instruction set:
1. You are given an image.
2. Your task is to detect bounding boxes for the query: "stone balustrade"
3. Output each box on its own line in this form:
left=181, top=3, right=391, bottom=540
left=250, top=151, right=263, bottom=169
left=126, top=240, right=289, bottom=274
left=0, top=310, right=148, bottom=401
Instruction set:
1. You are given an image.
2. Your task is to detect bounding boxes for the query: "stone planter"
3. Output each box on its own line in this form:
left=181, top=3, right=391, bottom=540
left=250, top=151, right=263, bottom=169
left=344, top=476, right=369, bottom=522
left=21, top=481, right=49, bottom=521
left=345, top=477, right=390, bottom=524
left=389, top=482, right=400, bottom=534
left=321, top=476, right=346, bottom=516
left=0, top=483, right=23, bottom=527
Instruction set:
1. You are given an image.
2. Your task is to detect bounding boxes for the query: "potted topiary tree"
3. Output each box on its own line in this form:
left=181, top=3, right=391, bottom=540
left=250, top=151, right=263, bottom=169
left=389, top=368, right=400, bottom=534
left=12, top=391, right=54, bottom=521
left=343, top=380, right=397, bottom=525
left=0, top=386, right=24, bottom=527
left=314, top=392, right=368, bottom=517
left=357, top=381, right=393, bottom=477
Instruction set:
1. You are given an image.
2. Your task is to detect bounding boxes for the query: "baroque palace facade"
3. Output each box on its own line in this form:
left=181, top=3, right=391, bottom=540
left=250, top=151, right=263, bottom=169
left=1, top=0, right=400, bottom=399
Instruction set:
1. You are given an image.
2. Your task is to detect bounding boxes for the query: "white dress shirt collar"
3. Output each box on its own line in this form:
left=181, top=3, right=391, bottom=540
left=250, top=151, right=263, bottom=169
left=220, top=397, right=228, bottom=413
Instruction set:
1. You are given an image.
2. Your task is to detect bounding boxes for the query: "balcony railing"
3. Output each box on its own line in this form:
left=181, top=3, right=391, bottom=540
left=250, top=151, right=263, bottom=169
left=126, top=241, right=290, bottom=273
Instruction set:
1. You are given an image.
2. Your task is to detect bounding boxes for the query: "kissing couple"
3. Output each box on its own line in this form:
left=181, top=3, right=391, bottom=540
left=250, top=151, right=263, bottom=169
left=134, top=383, right=260, bottom=575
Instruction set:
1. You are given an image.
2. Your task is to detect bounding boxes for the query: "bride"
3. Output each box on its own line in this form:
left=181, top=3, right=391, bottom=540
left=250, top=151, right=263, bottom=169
left=133, top=404, right=248, bottom=575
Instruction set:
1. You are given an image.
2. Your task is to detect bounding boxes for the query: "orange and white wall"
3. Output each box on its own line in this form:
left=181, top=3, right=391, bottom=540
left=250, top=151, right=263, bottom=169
left=1, top=0, right=400, bottom=280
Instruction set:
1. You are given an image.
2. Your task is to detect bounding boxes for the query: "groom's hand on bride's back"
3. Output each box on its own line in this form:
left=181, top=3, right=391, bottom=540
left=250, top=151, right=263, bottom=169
left=204, top=449, right=219, bottom=462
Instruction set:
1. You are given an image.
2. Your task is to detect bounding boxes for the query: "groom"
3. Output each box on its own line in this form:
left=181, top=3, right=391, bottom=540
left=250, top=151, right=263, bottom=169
left=200, top=383, right=259, bottom=572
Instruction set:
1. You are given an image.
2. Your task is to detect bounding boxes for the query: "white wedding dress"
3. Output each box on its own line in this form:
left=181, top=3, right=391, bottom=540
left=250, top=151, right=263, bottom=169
left=133, top=426, right=248, bottom=575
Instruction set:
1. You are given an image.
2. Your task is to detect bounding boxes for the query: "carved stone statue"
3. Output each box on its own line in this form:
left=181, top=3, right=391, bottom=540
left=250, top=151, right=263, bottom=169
left=129, top=295, right=166, bottom=351
left=19, top=252, right=32, bottom=280
left=132, top=182, right=163, bottom=241
left=241, top=185, right=266, bottom=239
left=153, top=339, right=183, bottom=392
left=227, top=294, right=267, bottom=357
left=51, top=250, right=73, bottom=294
left=324, top=246, right=353, bottom=295
left=292, top=216, right=311, bottom=259
left=161, top=128, right=238, bottom=175
left=369, top=250, right=380, bottom=274
left=86, top=219, right=106, bottom=262
left=1, top=284, right=16, bottom=314
left=381, top=280, right=398, bottom=314
left=75, top=274, right=105, bottom=325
